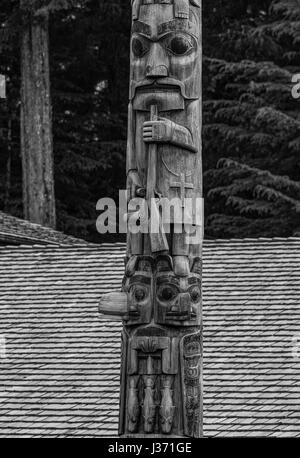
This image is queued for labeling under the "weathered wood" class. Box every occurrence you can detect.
[100,0,202,438]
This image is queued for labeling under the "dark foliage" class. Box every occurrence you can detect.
[0,0,299,240]
[203,0,300,238]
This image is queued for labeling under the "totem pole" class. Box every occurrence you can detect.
[99,0,202,438]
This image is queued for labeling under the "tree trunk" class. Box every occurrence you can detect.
[20,8,56,228]
[4,118,12,212]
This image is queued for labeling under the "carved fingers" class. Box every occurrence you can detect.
[143,118,174,144]
[127,169,145,200]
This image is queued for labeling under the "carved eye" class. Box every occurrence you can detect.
[158,286,177,302]
[190,286,201,303]
[167,35,193,56]
[134,287,146,301]
[132,37,149,58]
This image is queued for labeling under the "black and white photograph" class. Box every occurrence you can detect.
[0,0,299,443]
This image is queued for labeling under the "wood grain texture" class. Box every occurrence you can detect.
[101,0,203,438]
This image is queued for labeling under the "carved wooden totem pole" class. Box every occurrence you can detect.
[99,0,202,438]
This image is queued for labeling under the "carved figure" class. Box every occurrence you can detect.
[127,0,202,276]
[160,376,175,434]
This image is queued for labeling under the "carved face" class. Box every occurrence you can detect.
[155,256,201,326]
[123,256,153,325]
[143,409,156,433]
[130,1,201,109]
[161,415,173,433]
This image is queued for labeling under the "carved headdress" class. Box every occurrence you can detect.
[131,0,200,21]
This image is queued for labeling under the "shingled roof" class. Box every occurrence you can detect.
[0,211,87,245]
[0,239,300,437]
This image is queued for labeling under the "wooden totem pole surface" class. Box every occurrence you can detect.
[99,0,202,438]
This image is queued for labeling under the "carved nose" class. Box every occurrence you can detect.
[146,42,169,79]
[146,65,168,78]
[179,292,191,313]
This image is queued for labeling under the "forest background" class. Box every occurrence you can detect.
[0,0,299,242]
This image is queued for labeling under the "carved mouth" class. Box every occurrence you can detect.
[166,311,196,318]
[131,78,188,100]
[128,310,140,317]
[132,84,185,112]
[136,84,180,94]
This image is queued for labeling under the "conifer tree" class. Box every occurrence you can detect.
[203,0,300,238]
[0,0,83,229]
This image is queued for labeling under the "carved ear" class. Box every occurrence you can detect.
[174,0,189,19]
[136,256,154,273]
[126,255,154,276]
[156,255,173,272]
[190,0,200,7]
[190,257,202,275]
[131,0,141,21]
[125,255,139,277]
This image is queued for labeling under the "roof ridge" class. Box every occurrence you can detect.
[0,211,88,245]
[0,237,300,253]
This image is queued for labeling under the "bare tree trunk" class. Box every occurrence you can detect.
[20,7,56,228]
[4,118,12,212]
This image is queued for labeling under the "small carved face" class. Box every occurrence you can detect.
[156,274,201,321]
[130,3,201,103]
[155,257,201,326]
[143,411,156,433]
[123,257,153,325]
[161,414,174,434]
[128,274,151,315]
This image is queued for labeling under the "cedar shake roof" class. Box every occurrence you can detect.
[0,239,300,438]
[0,211,87,246]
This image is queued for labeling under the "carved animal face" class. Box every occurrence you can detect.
[155,256,201,326]
[123,256,153,325]
[130,0,201,107]
[128,274,151,314]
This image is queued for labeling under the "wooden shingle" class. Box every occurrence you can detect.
[0,239,299,437]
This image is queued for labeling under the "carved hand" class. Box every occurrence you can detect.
[143,117,175,144]
[127,169,145,200]
[143,118,197,153]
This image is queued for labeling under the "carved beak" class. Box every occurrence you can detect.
[98,292,127,320]
[169,292,191,320]
[179,292,191,317]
